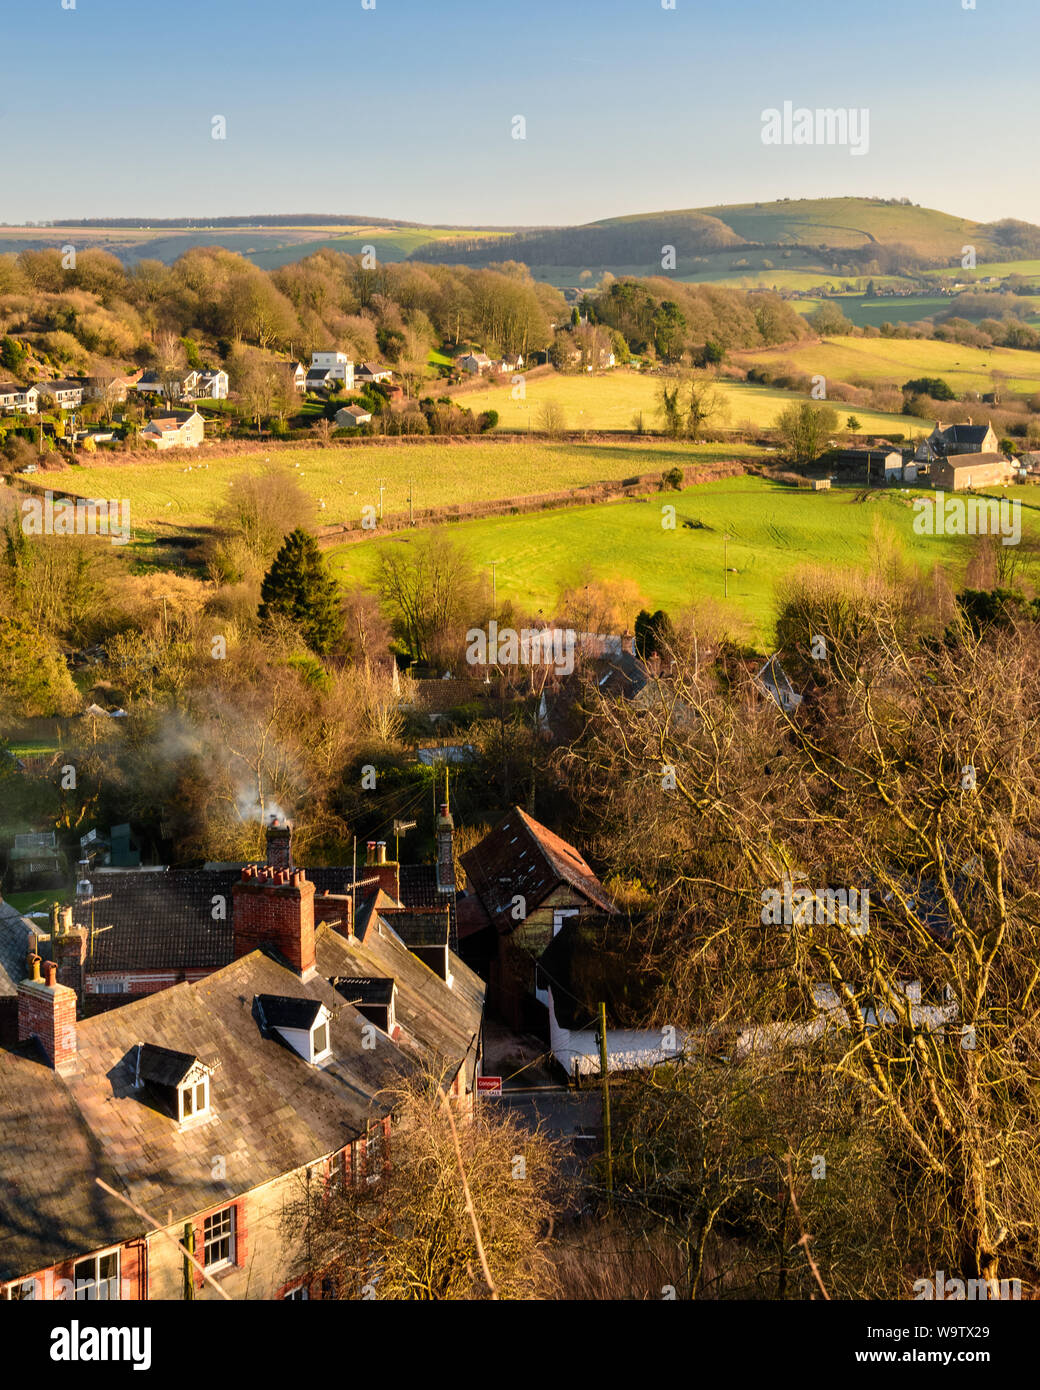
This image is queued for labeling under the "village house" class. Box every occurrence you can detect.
[930,452,1015,491]
[914,420,999,465]
[0,852,484,1302]
[310,351,354,390]
[28,817,462,1013]
[354,361,392,386]
[334,403,373,429]
[287,361,307,392]
[35,379,84,409]
[0,382,39,414]
[459,807,617,1029]
[456,351,493,375]
[188,368,229,400]
[140,410,205,450]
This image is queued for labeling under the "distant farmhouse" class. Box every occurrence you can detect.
[914,420,1000,464]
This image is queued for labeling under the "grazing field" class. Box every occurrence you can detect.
[794,295,962,328]
[735,335,1040,397]
[457,370,911,437]
[53,439,760,532]
[329,476,1040,645]
[926,260,1040,285]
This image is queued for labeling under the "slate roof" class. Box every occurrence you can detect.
[0,902,50,999]
[0,922,483,1283]
[71,872,234,972]
[378,908,451,948]
[333,977,394,1006]
[461,807,616,931]
[940,452,1010,470]
[135,1043,204,1087]
[255,995,324,1031]
[67,860,459,972]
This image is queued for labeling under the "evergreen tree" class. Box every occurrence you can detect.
[258,528,343,656]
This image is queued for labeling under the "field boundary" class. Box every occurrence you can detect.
[315,458,750,545]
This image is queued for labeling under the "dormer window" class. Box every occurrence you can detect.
[333,977,396,1036]
[255,996,332,1064]
[134,1044,215,1125]
[180,1075,210,1122]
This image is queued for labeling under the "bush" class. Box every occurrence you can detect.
[478,409,498,432]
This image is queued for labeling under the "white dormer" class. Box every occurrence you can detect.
[255,996,333,1064]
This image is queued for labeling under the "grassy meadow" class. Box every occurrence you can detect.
[456,369,911,437]
[735,335,1040,397]
[54,439,761,532]
[329,476,1040,646]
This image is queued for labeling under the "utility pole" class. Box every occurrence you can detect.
[183,1222,195,1300]
[378,481,385,521]
[408,478,414,526]
[723,534,730,599]
[490,562,497,616]
[598,1001,613,1213]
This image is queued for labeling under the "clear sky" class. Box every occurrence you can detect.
[5,0,1039,227]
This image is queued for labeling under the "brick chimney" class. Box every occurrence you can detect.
[53,906,87,999]
[265,816,293,871]
[436,802,455,895]
[233,865,315,977]
[18,958,78,1073]
[362,841,400,900]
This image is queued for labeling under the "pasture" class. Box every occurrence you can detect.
[328,475,1040,645]
[456,370,912,437]
[54,438,760,532]
[735,335,1040,397]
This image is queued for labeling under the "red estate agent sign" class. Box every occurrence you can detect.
[477,1076,503,1096]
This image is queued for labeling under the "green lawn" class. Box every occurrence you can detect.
[56,439,761,531]
[330,476,1040,645]
[456,370,911,437]
[736,335,1040,396]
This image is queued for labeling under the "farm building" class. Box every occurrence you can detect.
[334,404,373,428]
[456,352,493,374]
[831,447,904,483]
[931,453,1014,492]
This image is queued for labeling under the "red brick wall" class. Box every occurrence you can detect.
[17,978,77,1069]
[232,867,315,975]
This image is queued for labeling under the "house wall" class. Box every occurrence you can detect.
[933,459,1012,491]
[494,885,587,1029]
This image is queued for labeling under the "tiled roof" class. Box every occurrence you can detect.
[461,807,616,930]
[255,994,324,1031]
[70,861,459,968]
[0,922,483,1282]
[942,452,1009,469]
[378,908,451,948]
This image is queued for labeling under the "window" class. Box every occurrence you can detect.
[311,1021,330,1061]
[203,1207,236,1271]
[4,1278,36,1301]
[74,1250,120,1300]
[327,1149,343,1190]
[284,1284,309,1300]
[179,1076,209,1122]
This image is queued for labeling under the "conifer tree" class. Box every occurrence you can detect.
[258,528,343,656]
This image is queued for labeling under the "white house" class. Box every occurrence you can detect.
[193,369,228,400]
[310,351,354,390]
[287,361,307,392]
[0,383,40,414]
[36,379,84,409]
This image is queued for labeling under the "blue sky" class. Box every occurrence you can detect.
[6,0,1039,226]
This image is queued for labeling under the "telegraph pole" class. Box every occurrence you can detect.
[723,534,730,599]
[598,1001,613,1213]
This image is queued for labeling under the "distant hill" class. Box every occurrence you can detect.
[409,198,1040,276]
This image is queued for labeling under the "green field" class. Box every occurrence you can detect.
[329,476,1040,644]
[736,335,1040,397]
[55,439,758,531]
[457,370,912,437]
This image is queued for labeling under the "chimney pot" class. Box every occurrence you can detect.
[44,961,57,988]
[376,841,386,865]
